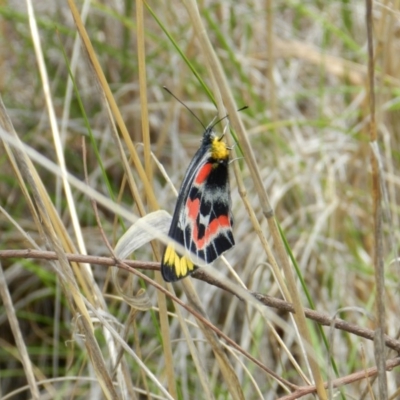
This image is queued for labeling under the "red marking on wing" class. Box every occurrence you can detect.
[195,163,212,185]
[193,215,231,250]
[187,198,200,222]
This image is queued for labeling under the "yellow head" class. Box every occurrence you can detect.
[210,136,229,161]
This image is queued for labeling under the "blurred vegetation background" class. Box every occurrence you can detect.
[0,0,399,399]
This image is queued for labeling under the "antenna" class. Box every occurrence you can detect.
[210,105,249,130]
[163,86,206,130]
[164,87,249,131]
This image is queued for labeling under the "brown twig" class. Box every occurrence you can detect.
[193,269,400,353]
[277,357,400,400]
[2,249,400,355]
[0,249,159,270]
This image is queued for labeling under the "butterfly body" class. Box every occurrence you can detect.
[161,127,234,282]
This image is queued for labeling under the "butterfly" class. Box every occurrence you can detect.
[161,120,235,282]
